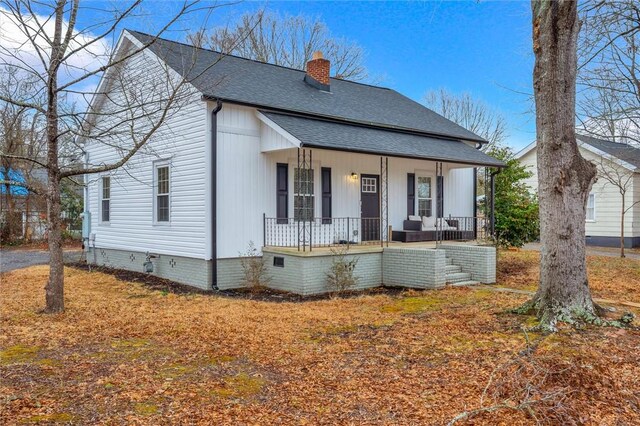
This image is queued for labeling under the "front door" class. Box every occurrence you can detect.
[360,174,380,241]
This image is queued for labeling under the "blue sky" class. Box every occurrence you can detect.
[79,0,537,149]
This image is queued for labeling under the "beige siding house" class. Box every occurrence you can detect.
[517,135,640,248]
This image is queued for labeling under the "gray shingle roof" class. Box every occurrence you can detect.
[127,30,488,143]
[261,112,505,167]
[577,134,640,169]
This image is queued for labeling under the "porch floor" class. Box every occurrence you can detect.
[263,240,490,257]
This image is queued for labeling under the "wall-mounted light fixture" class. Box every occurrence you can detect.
[350,172,358,181]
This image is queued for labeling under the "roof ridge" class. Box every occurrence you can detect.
[124,28,392,91]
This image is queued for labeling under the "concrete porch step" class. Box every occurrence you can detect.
[445,265,461,274]
[446,272,472,284]
[450,280,480,287]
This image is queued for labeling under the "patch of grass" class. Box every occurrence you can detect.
[210,372,265,399]
[134,403,159,416]
[380,296,445,314]
[0,345,40,365]
[22,413,74,423]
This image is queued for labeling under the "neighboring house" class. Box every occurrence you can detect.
[0,168,48,241]
[83,30,504,294]
[517,135,640,248]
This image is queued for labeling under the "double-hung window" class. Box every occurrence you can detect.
[155,164,170,223]
[417,176,433,217]
[294,168,314,221]
[101,176,110,222]
[586,193,595,221]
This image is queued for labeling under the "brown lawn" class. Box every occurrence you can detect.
[1,252,639,425]
[498,250,640,303]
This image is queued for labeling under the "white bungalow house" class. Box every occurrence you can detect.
[83,30,503,294]
[517,135,640,248]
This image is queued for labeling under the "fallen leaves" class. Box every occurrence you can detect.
[0,254,639,424]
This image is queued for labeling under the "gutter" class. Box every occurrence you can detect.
[210,99,223,290]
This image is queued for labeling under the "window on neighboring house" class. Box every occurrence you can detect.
[155,164,170,222]
[101,176,110,222]
[586,193,595,221]
[417,176,432,217]
[294,167,314,221]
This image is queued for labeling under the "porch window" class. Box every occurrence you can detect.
[101,176,110,222]
[155,164,170,222]
[294,168,314,221]
[586,193,595,221]
[417,176,432,217]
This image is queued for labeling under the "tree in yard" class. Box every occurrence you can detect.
[193,9,370,82]
[592,150,639,258]
[519,0,599,331]
[484,145,539,248]
[423,89,508,147]
[0,0,227,313]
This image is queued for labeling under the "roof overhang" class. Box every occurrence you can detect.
[258,110,505,168]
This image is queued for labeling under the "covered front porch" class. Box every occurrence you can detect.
[257,110,503,253]
[261,147,497,252]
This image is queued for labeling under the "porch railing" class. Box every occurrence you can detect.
[264,216,383,250]
[435,216,488,244]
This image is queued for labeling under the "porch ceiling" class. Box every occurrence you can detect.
[259,111,505,167]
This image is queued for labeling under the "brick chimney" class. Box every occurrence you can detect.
[304,51,330,91]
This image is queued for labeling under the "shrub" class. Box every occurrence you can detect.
[326,246,359,294]
[239,241,271,291]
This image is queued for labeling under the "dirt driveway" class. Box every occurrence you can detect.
[0,248,83,273]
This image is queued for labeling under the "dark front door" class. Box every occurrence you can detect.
[360,174,380,241]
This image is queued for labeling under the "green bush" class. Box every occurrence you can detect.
[484,146,540,248]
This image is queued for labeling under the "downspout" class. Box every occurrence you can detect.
[210,99,223,290]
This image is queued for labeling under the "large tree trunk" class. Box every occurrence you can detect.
[525,0,598,331]
[44,2,65,314]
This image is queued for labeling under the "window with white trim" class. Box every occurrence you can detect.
[361,177,377,193]
[294,167,314,221]
[417,176,433,217]
[586,193,595,221]
[155,164,170,222]
[101,176,110,222]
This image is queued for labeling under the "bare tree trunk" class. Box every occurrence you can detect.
[620,192,625,258]
[521,0,598,331]
[44,1,65,314]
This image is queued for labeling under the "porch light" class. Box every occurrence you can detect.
[350,172,358,180]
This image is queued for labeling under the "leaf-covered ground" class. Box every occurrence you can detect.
[498,250,640,303]
[1,252,639,425]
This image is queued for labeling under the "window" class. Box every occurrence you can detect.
[294,167,314,221]
[586,193,595,221]
[417,176,432,217]
[101,176,110,222]
[361,177,377,193]
[155,164,170,222]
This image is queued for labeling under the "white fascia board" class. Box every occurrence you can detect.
[515,140,538,159]
[255,111,302,148]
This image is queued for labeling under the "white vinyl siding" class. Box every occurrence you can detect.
[85,37,208,258]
